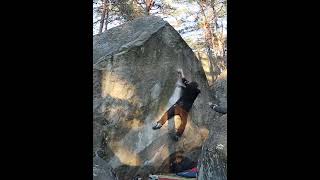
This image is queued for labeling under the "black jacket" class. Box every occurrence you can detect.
[176,78,200,112]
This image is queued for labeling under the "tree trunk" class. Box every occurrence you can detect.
[98,0,108,34]
[199,1,217,83]
[145,0,153,15]
[104,0,109,31]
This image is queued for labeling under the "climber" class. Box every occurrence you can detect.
[152,68,201,141]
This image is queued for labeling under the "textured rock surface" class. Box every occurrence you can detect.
[198,71,227,180]
[93,155,118,180]
[212,69,227,109]
[197,114,227,180]
[93,16,217,179]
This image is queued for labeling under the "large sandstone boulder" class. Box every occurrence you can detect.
[93,16,216,179]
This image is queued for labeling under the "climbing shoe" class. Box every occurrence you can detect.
[152,122,162,130]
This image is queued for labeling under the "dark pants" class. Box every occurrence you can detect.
[157,104,188,136]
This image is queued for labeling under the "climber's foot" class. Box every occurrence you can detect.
[152,122,162,130]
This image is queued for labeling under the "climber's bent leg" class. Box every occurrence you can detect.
[175,106,188,137]
[158,105,176,125]
[153,105,176,130]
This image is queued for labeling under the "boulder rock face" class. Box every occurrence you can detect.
[93,16,216,179]
[198,71,227,180]
[212,68,227,109]
[197,114,227,180]
[93,155,118,180]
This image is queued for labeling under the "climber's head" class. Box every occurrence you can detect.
[188,81,198,89]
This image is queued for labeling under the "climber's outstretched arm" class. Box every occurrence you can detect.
[177,68,185,78]
[176,69,188,88]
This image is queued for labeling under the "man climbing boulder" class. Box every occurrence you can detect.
[152,69,201,141]
[93,16,215,179]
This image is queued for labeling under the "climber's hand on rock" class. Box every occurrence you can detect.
[176,68,184,78]
[176,68,183,73]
